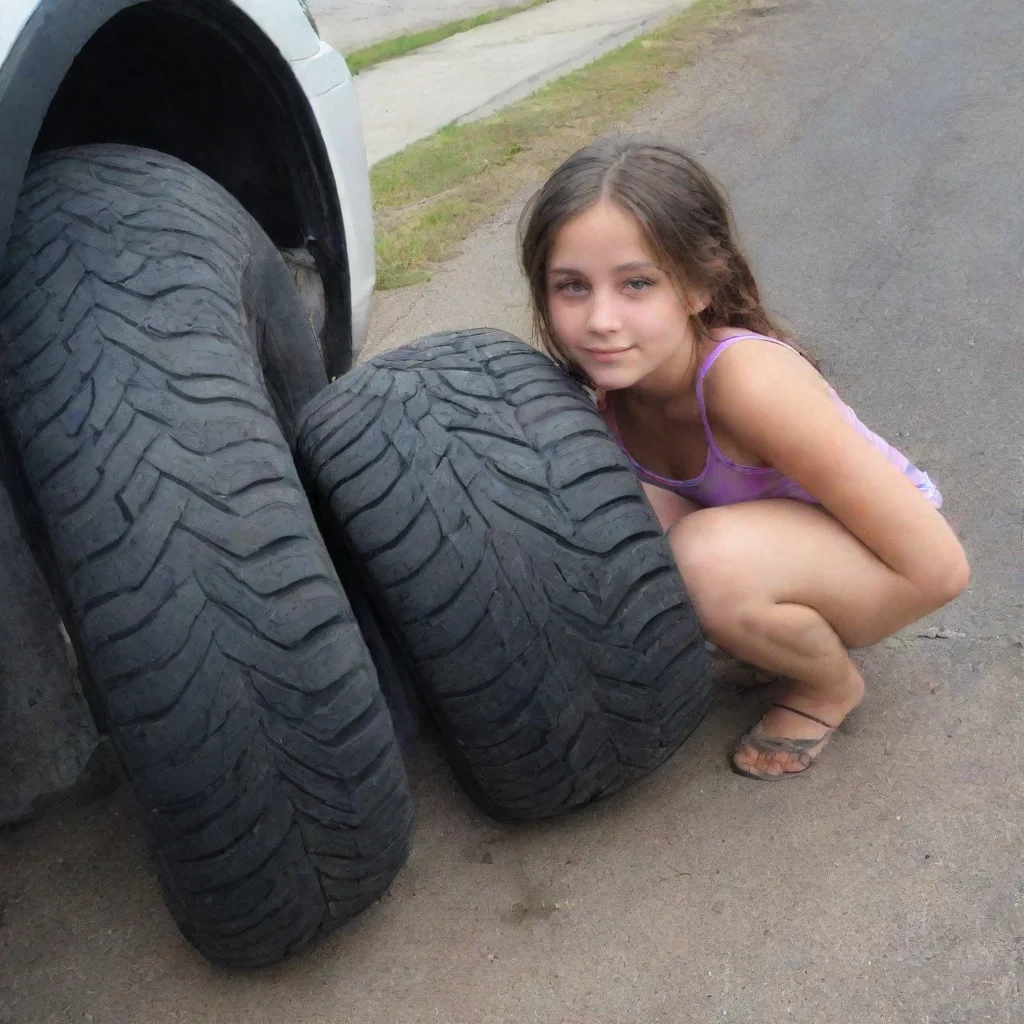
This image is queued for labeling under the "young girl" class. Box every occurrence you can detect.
[519,135,970,781]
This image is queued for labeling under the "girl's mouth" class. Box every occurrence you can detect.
[583,346,632,362]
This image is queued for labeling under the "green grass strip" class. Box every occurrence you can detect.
[346,0,552,75]
[371,0,749,289]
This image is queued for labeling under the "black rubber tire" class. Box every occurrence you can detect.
[298,329,712,821]
[0,146,414,967]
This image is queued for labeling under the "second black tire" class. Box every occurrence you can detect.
[298,329,712,820]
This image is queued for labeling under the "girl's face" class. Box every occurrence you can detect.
[545,200,698,392]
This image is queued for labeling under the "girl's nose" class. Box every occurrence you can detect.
[586,290,622,334]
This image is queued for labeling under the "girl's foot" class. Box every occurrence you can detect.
[731,668,864,780]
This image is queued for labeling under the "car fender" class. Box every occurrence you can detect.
[0,0,322,259]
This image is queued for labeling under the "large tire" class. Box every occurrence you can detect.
[0,146,413,966]
[298,329,712,820]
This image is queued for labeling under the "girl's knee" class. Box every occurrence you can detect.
[667,510,752,638]
[668,507,745,577]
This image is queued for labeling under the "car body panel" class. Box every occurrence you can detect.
[0,0,374,354]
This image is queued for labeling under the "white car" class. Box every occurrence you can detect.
[0,0,376,366]
[0,0,411,970]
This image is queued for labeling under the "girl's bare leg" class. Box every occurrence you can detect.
[642,484,777,683]
[641,481,702,530]
[668,499,964,777]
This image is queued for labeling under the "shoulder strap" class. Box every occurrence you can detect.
[695,335,765,425]
[696,333,792,384]
[695,333,799,448]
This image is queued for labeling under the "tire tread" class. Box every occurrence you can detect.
[299,328,711,820]
[0,145,413,966]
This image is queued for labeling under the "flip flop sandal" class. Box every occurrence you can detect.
[730,703,837,782]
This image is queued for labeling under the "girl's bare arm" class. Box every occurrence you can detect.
[709,344,969,604]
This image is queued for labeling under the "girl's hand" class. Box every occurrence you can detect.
[707,341,969,606]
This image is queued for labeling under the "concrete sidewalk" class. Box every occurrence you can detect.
[353,0,694,165]
[311,0,531,52]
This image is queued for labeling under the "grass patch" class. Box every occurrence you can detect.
[346,0,552,75]
[372,0,752,290]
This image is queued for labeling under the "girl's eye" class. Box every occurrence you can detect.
[556,280,588,295]
[626,278,654,293]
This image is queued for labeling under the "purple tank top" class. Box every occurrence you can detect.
[602,333,942,509]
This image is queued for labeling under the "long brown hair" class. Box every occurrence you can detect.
[519,135,814,371]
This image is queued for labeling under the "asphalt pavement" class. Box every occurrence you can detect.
[2,0,1022,1020]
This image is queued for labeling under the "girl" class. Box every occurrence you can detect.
[519,136,970,781]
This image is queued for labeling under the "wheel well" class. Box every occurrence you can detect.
[31,0,353,372]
